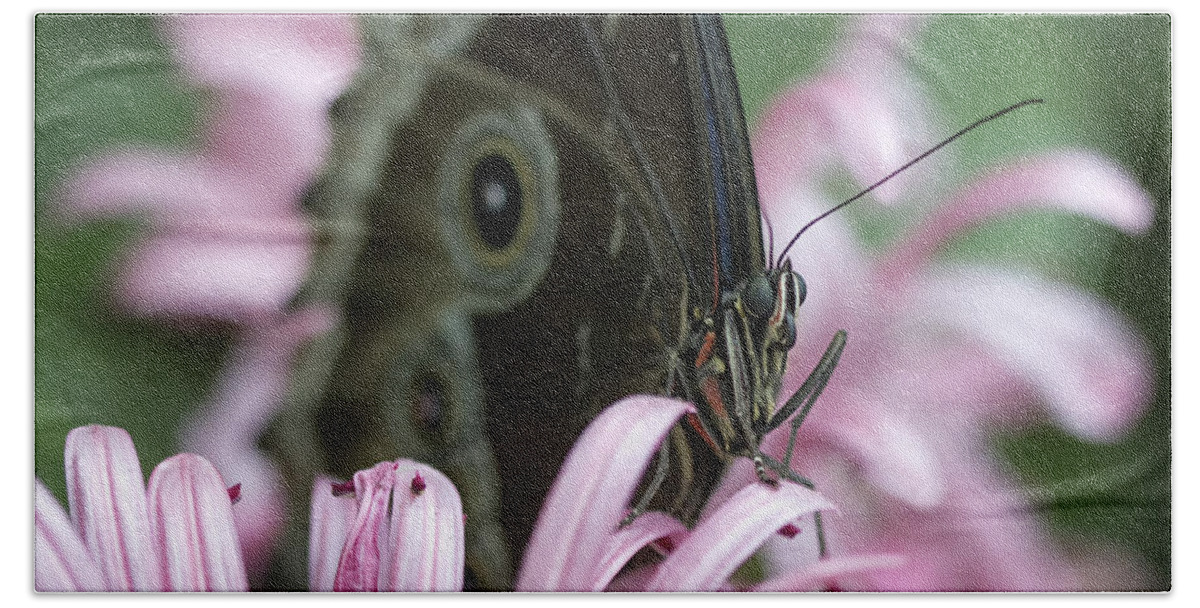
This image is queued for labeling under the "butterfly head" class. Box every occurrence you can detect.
[713,259,808,443]
[741,259,806,352]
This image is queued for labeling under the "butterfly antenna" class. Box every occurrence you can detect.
[774,98,1044,267]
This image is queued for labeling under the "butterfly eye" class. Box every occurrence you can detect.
[743,274,774,318]
[792,273,807,311]
[437,108,560,309]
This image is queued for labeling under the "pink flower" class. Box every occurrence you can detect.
[180,306,336,578]
[36,425,466,593]
[308,460,466,591]
[746,15,1155,591]
[58,15,359,325]
[54,13,360,578]
[515,396,904,591]
[35,425,247,592]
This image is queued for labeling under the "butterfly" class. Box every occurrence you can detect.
[268,13,1039,590]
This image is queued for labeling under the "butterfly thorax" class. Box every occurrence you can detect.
[675,260,807,460]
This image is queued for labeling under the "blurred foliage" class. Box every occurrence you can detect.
[34,15,231,502]
[36,14,1169,588]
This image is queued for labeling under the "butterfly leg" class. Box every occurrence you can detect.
[622,350,693,528]
[757,330,847,559]
[759,452,828,558]
[767,330,846,467]
[620,434,671,528]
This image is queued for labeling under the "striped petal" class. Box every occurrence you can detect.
[591,511,686,592]
[645,481,833,591]
[379,462,465,591]
[308,476,357,592]
[332,462,396,592]
[516,395,694,591]
[146,454,248,591]
[35,480,104,591]
[64,425,162,591]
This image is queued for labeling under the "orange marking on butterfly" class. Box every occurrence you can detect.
[700,376,728,422]
[686,412,720,453]
[694,331,716,368]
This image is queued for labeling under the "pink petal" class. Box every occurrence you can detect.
[64,425,163,591]
[753,15,932,207]
[800,401,947,508]
[183,306,336,575]
[753,75,916,205]
[752,553,907,592]
[865,493,1082,590]
[645,481,834,591]
[332,462,396,592]
[912,265,1152,440]
[591,511,687,592]
[165,15,359,105]
[163,15,358,201]
[515,395,694,591]
[308,476,358,592]
[35,480,105,592]
[760,197,872,348]
[146,454,248,591]
[56,14,358,326]
[117,233,310,324]
[58,150,215,220]
[881,150,1154,282]
[198,91,332,208]
[59,150,315,325]
[379,462,465,591]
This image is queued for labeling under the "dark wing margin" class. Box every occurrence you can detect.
[688,14,766,297]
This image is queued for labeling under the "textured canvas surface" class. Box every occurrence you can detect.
[33,13,1169,592]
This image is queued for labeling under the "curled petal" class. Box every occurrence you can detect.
[64,425,162,591]
[592,511,687,592]
[35,480,104,592]
[380,462,465,592]
[333,462,397,592]
[882,150,1155,281]
[146,454,248,591]
[912,265,1152,440]
[645,481,834,591]
[308,476,358,592]
[516,395,694,591]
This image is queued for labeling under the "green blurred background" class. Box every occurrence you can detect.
[35,14,1170,588]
